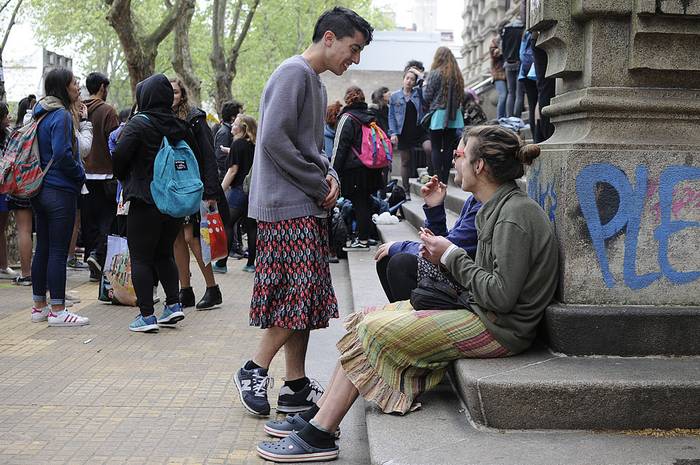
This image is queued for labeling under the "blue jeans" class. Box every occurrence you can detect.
[31,186,77,306]
[494,80,507,119]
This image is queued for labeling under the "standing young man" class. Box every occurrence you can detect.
[234,7,373,419]
[82,72,120,281]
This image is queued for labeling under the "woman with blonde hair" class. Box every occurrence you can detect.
[423,46,465,184]
[169,77,228,310]
[219,114,258,273]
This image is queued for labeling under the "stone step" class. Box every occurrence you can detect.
[399,198,458,234]
[452,348,700,430]
[408,178,470,219]
[364,377,700,465]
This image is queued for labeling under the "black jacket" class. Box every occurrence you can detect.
[332,102,376,174]
[186,107,224,201]
[214,122,232,182]
[113,74,216,205]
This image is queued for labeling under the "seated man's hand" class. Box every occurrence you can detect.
[420,232,451,265]
[420,175,447,208]
[374,242,394,261]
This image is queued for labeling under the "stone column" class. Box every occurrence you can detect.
[528,0,700,355]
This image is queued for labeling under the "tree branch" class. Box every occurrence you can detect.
[1,0,24,54]
[226,0,260,75]
[145,0,189,50]
[227,0,242,45]
[0,0,13,16]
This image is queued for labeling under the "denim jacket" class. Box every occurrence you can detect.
[388,88,425,137]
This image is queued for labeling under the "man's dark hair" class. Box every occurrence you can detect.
[404,60,424,73]
[221,100,243,123]
[312,7,373,45]
[44,67,74,109]
[86,72,110,95]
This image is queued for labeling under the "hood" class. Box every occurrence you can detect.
[135,74,188,139]
[33,96,65,119]
[186,106,206,122]
[83,98,105,113]
[324,125,336,137]
[476,181,521,242]
[340,102,374,124]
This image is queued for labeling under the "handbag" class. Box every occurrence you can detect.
[410,277,471,310]
[419,110,435,132]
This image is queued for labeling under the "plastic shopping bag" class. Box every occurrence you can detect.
[104,235,137,306]
[200,201,228,265]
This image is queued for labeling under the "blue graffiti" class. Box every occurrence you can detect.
[576,163,700,289]
[528,162,557,223]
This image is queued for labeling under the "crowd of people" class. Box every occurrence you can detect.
[0,5,560,463]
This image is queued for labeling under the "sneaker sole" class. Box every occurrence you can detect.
[157,312,185,325]
[129,324,159,333]
[275,404,316,414]
[264,424,341,439]
[48,321,89,327]
[233,371,270,416]
[256,447,338,463]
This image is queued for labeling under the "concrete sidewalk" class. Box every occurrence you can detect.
[0,259,368,465]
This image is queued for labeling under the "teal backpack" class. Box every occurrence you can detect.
[136,113,203,218]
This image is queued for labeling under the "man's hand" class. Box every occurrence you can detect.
[374,241,395,261]
[390,135,398,147]
[420,175,447,208]
[79,103,88,120]
[420,232,452,265]
[321,175,339,210]
[204,199,217,211]
[220,145,230,154]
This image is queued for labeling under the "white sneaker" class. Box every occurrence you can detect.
[31,306,50,323]
[47,310,89,327]
[0,267,18,280]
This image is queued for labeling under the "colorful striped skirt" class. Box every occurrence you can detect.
[250,216,339,330]
[337,300,510,414]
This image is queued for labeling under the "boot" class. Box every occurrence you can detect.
[196,285,222,310]
[179,287,195,308]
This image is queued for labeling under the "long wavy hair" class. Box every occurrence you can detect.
[169,76,191,120]
[430,47,464,105]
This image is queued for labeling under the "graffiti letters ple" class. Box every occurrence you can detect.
[576,163,700,289]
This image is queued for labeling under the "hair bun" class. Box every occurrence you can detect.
[517,143,541,165]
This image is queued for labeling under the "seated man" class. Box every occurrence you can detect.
[256,125,560,463]
[374,169,481,302]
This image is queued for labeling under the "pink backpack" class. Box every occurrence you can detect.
[0,115,51,198]
[346,113,393,169]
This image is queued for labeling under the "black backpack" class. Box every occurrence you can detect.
[387,184,406,209]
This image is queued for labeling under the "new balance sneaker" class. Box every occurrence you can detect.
[157,302,185,325]
[86,253,102,275]
[47,310,89,327]
[65,290,81,303]
[241,264,255,273]
[0,267,18,280]
[129,314,159,333]
[277,378,324,414]
[234,366,273,416]
[66,257,88,269]
[212,264,227,274]
[31,306,50,323]
[13,275,31,286]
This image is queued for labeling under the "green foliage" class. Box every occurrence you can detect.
[28,0,393,116]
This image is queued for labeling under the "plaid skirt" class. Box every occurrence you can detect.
[337,300,510,414]
[249,216,339,330]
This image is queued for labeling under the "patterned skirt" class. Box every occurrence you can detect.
[337,300,511,414]
[250,216,339,330]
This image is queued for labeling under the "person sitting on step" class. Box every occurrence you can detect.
[256,124,559,463]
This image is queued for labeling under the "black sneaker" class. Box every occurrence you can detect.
[276,378,324,414]
[86,253,102,276]
[234,366,273,416]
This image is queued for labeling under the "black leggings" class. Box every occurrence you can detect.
[347,191,372,242]
[429,129,458,184]
[127,201,181,317]
[220,206,257,267]
[376,253,418,302]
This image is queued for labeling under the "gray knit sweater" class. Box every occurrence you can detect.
[248,55,338,222]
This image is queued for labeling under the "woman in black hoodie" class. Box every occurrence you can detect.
[332,86,385,251]
[113,74,203,333]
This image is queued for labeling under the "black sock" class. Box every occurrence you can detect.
[299,403,320,422]
[284,377,310,392]
[244,360,262,371]
[296,422,335,449]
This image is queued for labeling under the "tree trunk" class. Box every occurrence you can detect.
[172,0,201,106]
[0,0,24,103]
[210,0,260,119]
[105,0,188,100]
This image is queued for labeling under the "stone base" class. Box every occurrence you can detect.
[546,303,700,356]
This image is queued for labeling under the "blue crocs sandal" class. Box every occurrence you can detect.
[257,432,339,463]
[264,414,341,439]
